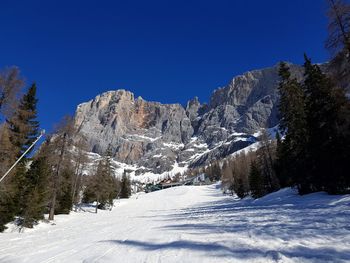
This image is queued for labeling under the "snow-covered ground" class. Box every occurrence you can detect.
[1,184,349,263]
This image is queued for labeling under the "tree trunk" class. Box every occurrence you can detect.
[48,191,56,220]
[95,198,98,214]
[71,162,81,209]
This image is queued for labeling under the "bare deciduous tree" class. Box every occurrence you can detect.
[326,0,350,56]
[0,67,24,122]
[46,116,76,220]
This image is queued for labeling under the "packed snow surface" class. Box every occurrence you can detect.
[1,184,349,263]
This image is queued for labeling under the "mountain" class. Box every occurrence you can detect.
[73,63,304,182]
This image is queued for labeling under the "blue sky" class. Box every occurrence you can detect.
[0,0,330,131]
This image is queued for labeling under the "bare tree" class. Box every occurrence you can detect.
[257,129,280,192]
[46,116,76,220]
[0,124,17,177]
[71,137,89,210]
[326,0,350,56]
[0,67,24,123]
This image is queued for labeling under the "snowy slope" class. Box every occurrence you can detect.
[1,185,349,263]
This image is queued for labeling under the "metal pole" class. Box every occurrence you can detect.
[0,129,45,184]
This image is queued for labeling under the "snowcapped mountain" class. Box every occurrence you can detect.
[73,63,304,182]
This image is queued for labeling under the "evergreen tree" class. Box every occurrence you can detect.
[55,168,73,214]
[249,161,265,199]
[0,183,16,232]
[19,157,50,228]
[83,153,118,212]
[120,170,131,199]
[276,62,308,191]
[234,178,247,199]
[104,151,119,207]
[303,56,350,193]
[274,131,290,187]
[0,137,18,232]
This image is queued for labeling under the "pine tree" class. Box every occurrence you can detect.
[4,83,40,215]
[234,178,247,199]
[274,131,289,187]
[303,56,350,194]
[249,161,265,199]
[276,62,308,192]
[0,126,18,232]
[120,170,131,199]
[0,69,24,231]
[103,150,119,207]
[83,153,118,212]
[19,157,50,228]
[0,183,16,232]
[55,168,73,214]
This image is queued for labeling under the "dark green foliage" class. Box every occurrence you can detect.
[302,56,350,194]
[249,161,265,199]
[83,154,119,211]
[120,171,131,199]
[0,181,17,232]
[19,158,50,228]
[234,178,247,199]
[0,158,50,230]
[274,131,290,188]
[276,62,308,190]
[276,57,350,195]
[0,82,41,231]
[55,168,73,214]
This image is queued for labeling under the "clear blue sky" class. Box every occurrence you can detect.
[0,0,330,131]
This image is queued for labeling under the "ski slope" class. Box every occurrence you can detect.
[0,184,349,263]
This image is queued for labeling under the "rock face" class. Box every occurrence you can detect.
[73,63,304,177]
[74,90,193,174]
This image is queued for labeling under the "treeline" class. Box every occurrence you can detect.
[221,131,280,199]
[0,69,131,232]
[222,0,350,198]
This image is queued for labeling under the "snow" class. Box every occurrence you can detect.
[1,184,349,263]
[184,148,195,152]
[192,142,208,149]
[126,134,161,142]
[253,125,279,138]
[163,142,185,150]
[231,141,260,157]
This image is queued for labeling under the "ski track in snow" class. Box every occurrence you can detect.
[0,184,350,263]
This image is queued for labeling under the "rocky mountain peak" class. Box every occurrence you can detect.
[73,63,304,181]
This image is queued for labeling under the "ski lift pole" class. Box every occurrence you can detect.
[0,129,45,184]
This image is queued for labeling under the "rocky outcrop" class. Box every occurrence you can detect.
[73,63,304,177]
[74,90,193,173]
